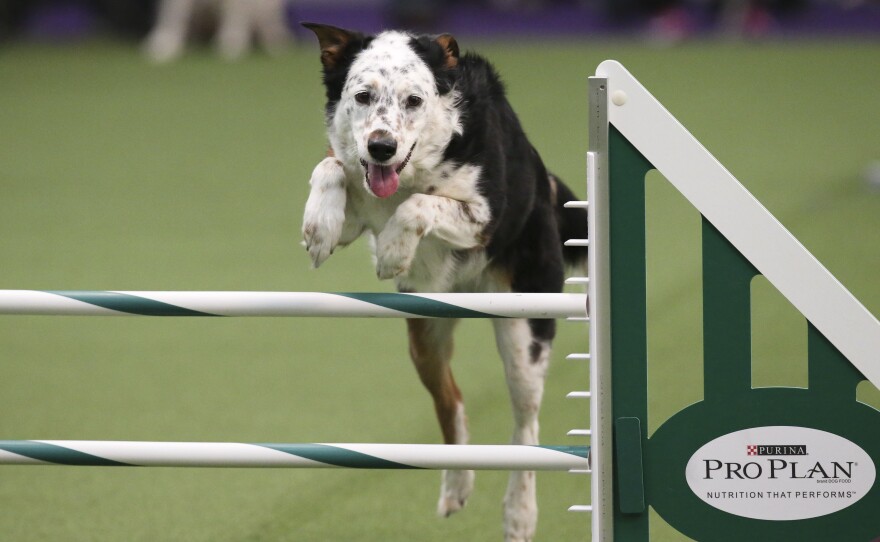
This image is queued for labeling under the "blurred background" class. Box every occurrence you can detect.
[1,1,879,541]
[2,0,880,45]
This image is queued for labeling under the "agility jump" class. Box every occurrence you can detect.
[1,61,879,541]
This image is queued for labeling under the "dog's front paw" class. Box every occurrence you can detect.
[374,195,432,279]
[302,204,345,268]
[302,220,341,268]
[375,227,421,279]
[302,158,347,268]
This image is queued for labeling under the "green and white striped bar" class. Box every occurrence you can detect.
[0,291,587,319]
[0,441,589,470]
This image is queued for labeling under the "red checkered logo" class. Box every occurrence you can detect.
[746,445,757,456]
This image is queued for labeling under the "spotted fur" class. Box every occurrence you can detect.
[301,24,587,542]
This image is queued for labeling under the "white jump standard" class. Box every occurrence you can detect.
[587,61,880,541]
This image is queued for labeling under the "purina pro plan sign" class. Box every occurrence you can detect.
[686,426,876,520]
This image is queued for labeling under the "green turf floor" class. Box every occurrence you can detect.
[0,37,879,541]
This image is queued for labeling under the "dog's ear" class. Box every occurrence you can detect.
[302,22,362,69]
[434,34,459,69]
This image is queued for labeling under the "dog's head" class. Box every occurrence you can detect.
[304,23,462,199]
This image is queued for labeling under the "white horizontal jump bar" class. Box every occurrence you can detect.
[0,291,587,319]
[0,441,589,471]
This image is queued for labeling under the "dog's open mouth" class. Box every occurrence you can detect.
[360,142,416,198]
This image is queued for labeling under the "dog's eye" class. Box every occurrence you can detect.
[406,95,423,109]
[355,91,371,105]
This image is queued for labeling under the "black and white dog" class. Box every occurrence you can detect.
[301,23,586,541]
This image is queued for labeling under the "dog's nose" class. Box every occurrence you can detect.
[367,132,397,162]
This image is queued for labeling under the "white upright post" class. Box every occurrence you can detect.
[588,76,613,542]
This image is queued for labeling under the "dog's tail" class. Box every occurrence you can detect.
[551,173,589,270]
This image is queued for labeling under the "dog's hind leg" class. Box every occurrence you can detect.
[406,318,474,518]
[493,318,552,542]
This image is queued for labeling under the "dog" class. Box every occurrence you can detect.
[301,23,587,541]
[143,0,290,63]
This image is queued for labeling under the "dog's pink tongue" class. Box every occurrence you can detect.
[368,163,399,198]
